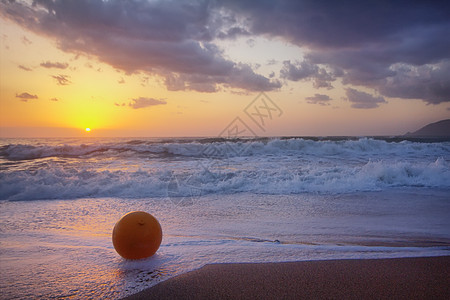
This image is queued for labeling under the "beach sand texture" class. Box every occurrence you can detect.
[126,256,450,300]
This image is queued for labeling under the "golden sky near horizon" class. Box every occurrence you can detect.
[0,1,449,137]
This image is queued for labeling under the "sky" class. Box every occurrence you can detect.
[0,0,449,137]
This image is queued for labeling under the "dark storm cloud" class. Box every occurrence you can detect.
[219,0,450,49]
[216,27,251,40]
[128,97,167,109]
[163,63,281,92]
[345,88,386,109]
[378,62,450,104]
[16,92,38,101]
[2,0,449,102]
[280,60,336,89]
[40,61,69,69]
[0,0,278,92]
[280,60,318,81]
[219,0,450,104]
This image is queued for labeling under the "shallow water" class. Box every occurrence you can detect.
[1,189,449,299]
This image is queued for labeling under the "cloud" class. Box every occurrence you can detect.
[221,1,450,50]
[226,63,281,91]
[378,62,450,104]
[280,60,336,89]
[305,94,332,106]
[3,0,449,101]
[280,60,318,81]
[40,61,69,69]
[21,36,32,45]
[0,0,278,93]
[312,68,336,89]
[128,97,167,109]
[16,92,38,102]
[218,0,450,103]
[140,76,149,87]
[216,27,251,39]
[345,88,386,109]
[246,38,256,47]
[50,97,59,101]
[18,65,32,71]
[163,63,281,92]
[118,77,125,84]
[51,74,71,85]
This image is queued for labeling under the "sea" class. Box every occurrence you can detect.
[0,136,449,299]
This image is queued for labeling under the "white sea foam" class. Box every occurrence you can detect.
[1,157,449,200]
[1,138,449,200]
[1,137,448,160]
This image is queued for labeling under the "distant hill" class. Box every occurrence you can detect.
[405,119,450,137]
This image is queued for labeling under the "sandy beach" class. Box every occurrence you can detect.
[126,256,450,300]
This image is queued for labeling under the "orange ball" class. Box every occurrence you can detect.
[112,211,162,260]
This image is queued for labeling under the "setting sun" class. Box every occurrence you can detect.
[85,128,91,132]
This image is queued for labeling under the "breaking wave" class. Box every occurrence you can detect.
[1,137,449,160]
[0,137,449,200]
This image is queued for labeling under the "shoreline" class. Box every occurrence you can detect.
[125,256,450,299]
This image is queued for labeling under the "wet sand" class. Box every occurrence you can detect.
[125,256,450,300]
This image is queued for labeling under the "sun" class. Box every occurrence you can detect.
[85,128,91,132]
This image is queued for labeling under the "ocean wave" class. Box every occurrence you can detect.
[1,157,448,201]
[1,137,449,160]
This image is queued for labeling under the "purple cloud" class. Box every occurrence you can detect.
[2,0,449,102]
[128,97,167,109]
[40,61,69,69]
[345,88,386,109]
[0,0,278,93]
[51,75,71,85]
[16,92,38,102]
[378,62,450,104]
[305,94,332,106]
[280,60,318,81]
[280,60,336,89]
[219,0,450,103]
[18,65,32,71]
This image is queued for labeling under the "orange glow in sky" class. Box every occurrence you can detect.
[0,1,449,138]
